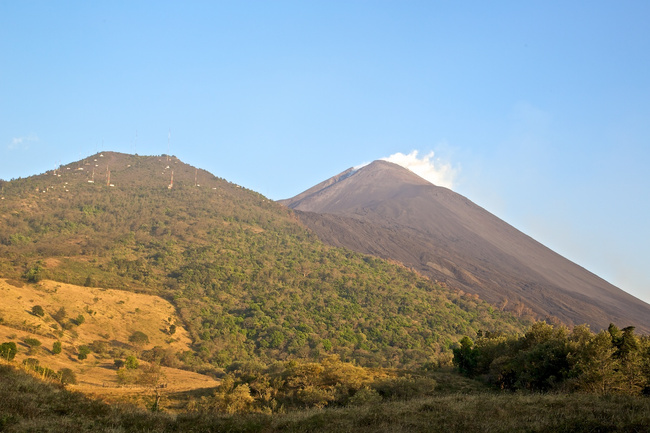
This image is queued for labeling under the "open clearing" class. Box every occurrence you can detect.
[0,278,219,399]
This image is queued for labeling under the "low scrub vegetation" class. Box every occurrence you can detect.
[188,356,438,414]
[1,363,649,433]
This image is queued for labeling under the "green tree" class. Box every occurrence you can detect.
[23,263,43,283]
[125,355,139,369]
[60,368,77,385]
[129,331,150,348]
[569,330,619,393]
[24,338,42,348]
[0,342,17,361]
[211,383,255,414]
[137,362,167,412]
[78,345,91,360]
[31,305,45,317]
[52,341,62,355]
[453,336,479,377]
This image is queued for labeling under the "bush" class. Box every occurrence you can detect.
[23,263,43,283]
[78,345,91,360]
[23,338,42,348]
[373,376,437,400]
[22,357,40,368]
[89,340,109,355]
[125,355,139,369]
[31,305,45,317]
[52,341,62,355]
[52,307,67,323]
[128,331,149,347]
[0,342,17,361]
[60,368,77,385]
[349,387,382,406]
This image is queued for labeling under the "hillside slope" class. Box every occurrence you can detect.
[0,278,218,394]
[0,152,529,370]
[280,160,650,333]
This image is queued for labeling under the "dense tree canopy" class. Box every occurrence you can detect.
[453,322,650,395]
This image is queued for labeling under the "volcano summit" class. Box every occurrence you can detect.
[281,160,650,333]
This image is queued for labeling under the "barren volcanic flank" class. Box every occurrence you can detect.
[280,160,650,333]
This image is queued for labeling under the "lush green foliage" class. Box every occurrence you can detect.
[453,322,650,395]
[0,152,529,370]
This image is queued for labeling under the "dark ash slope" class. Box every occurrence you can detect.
[280,160,650,333]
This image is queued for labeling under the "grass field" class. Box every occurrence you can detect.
[0,279,219,400]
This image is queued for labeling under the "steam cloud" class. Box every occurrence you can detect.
[8,134,39,150]
[382,150,457,189]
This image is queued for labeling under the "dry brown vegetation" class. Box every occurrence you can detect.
[0,278,218,398]
[2,362,650,433]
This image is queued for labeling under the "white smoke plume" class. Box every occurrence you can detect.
[381,150,458,189]
[8,134,39,150]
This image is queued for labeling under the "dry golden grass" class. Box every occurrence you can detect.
[0,278,219,398]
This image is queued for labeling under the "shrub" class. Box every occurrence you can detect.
[52,307,67,323]
[373,376,437,400]
[349,387,382,406]
[23,263,43,283]
[22,357,40,368]
[125,355,139,369]
[74,314,85,325]
[0,342,17,361]
[78,345,91,360]
[23,337,42,348]
[89,340,109,355]
[52,341,62,355]
[60,368,77,385]
[129,331,149,347]
[31,305,45,317]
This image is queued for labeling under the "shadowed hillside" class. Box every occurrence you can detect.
[280,160,650,333]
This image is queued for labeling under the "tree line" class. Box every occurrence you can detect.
[453,321,650,395]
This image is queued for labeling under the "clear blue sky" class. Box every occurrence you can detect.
[2,1,649,305]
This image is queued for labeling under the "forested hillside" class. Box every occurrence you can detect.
[0,152,529,370]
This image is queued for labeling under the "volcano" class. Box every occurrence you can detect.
[280,160,650,333]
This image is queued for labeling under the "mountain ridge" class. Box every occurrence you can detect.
[280,160,650,333]
[0,151,529,371]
